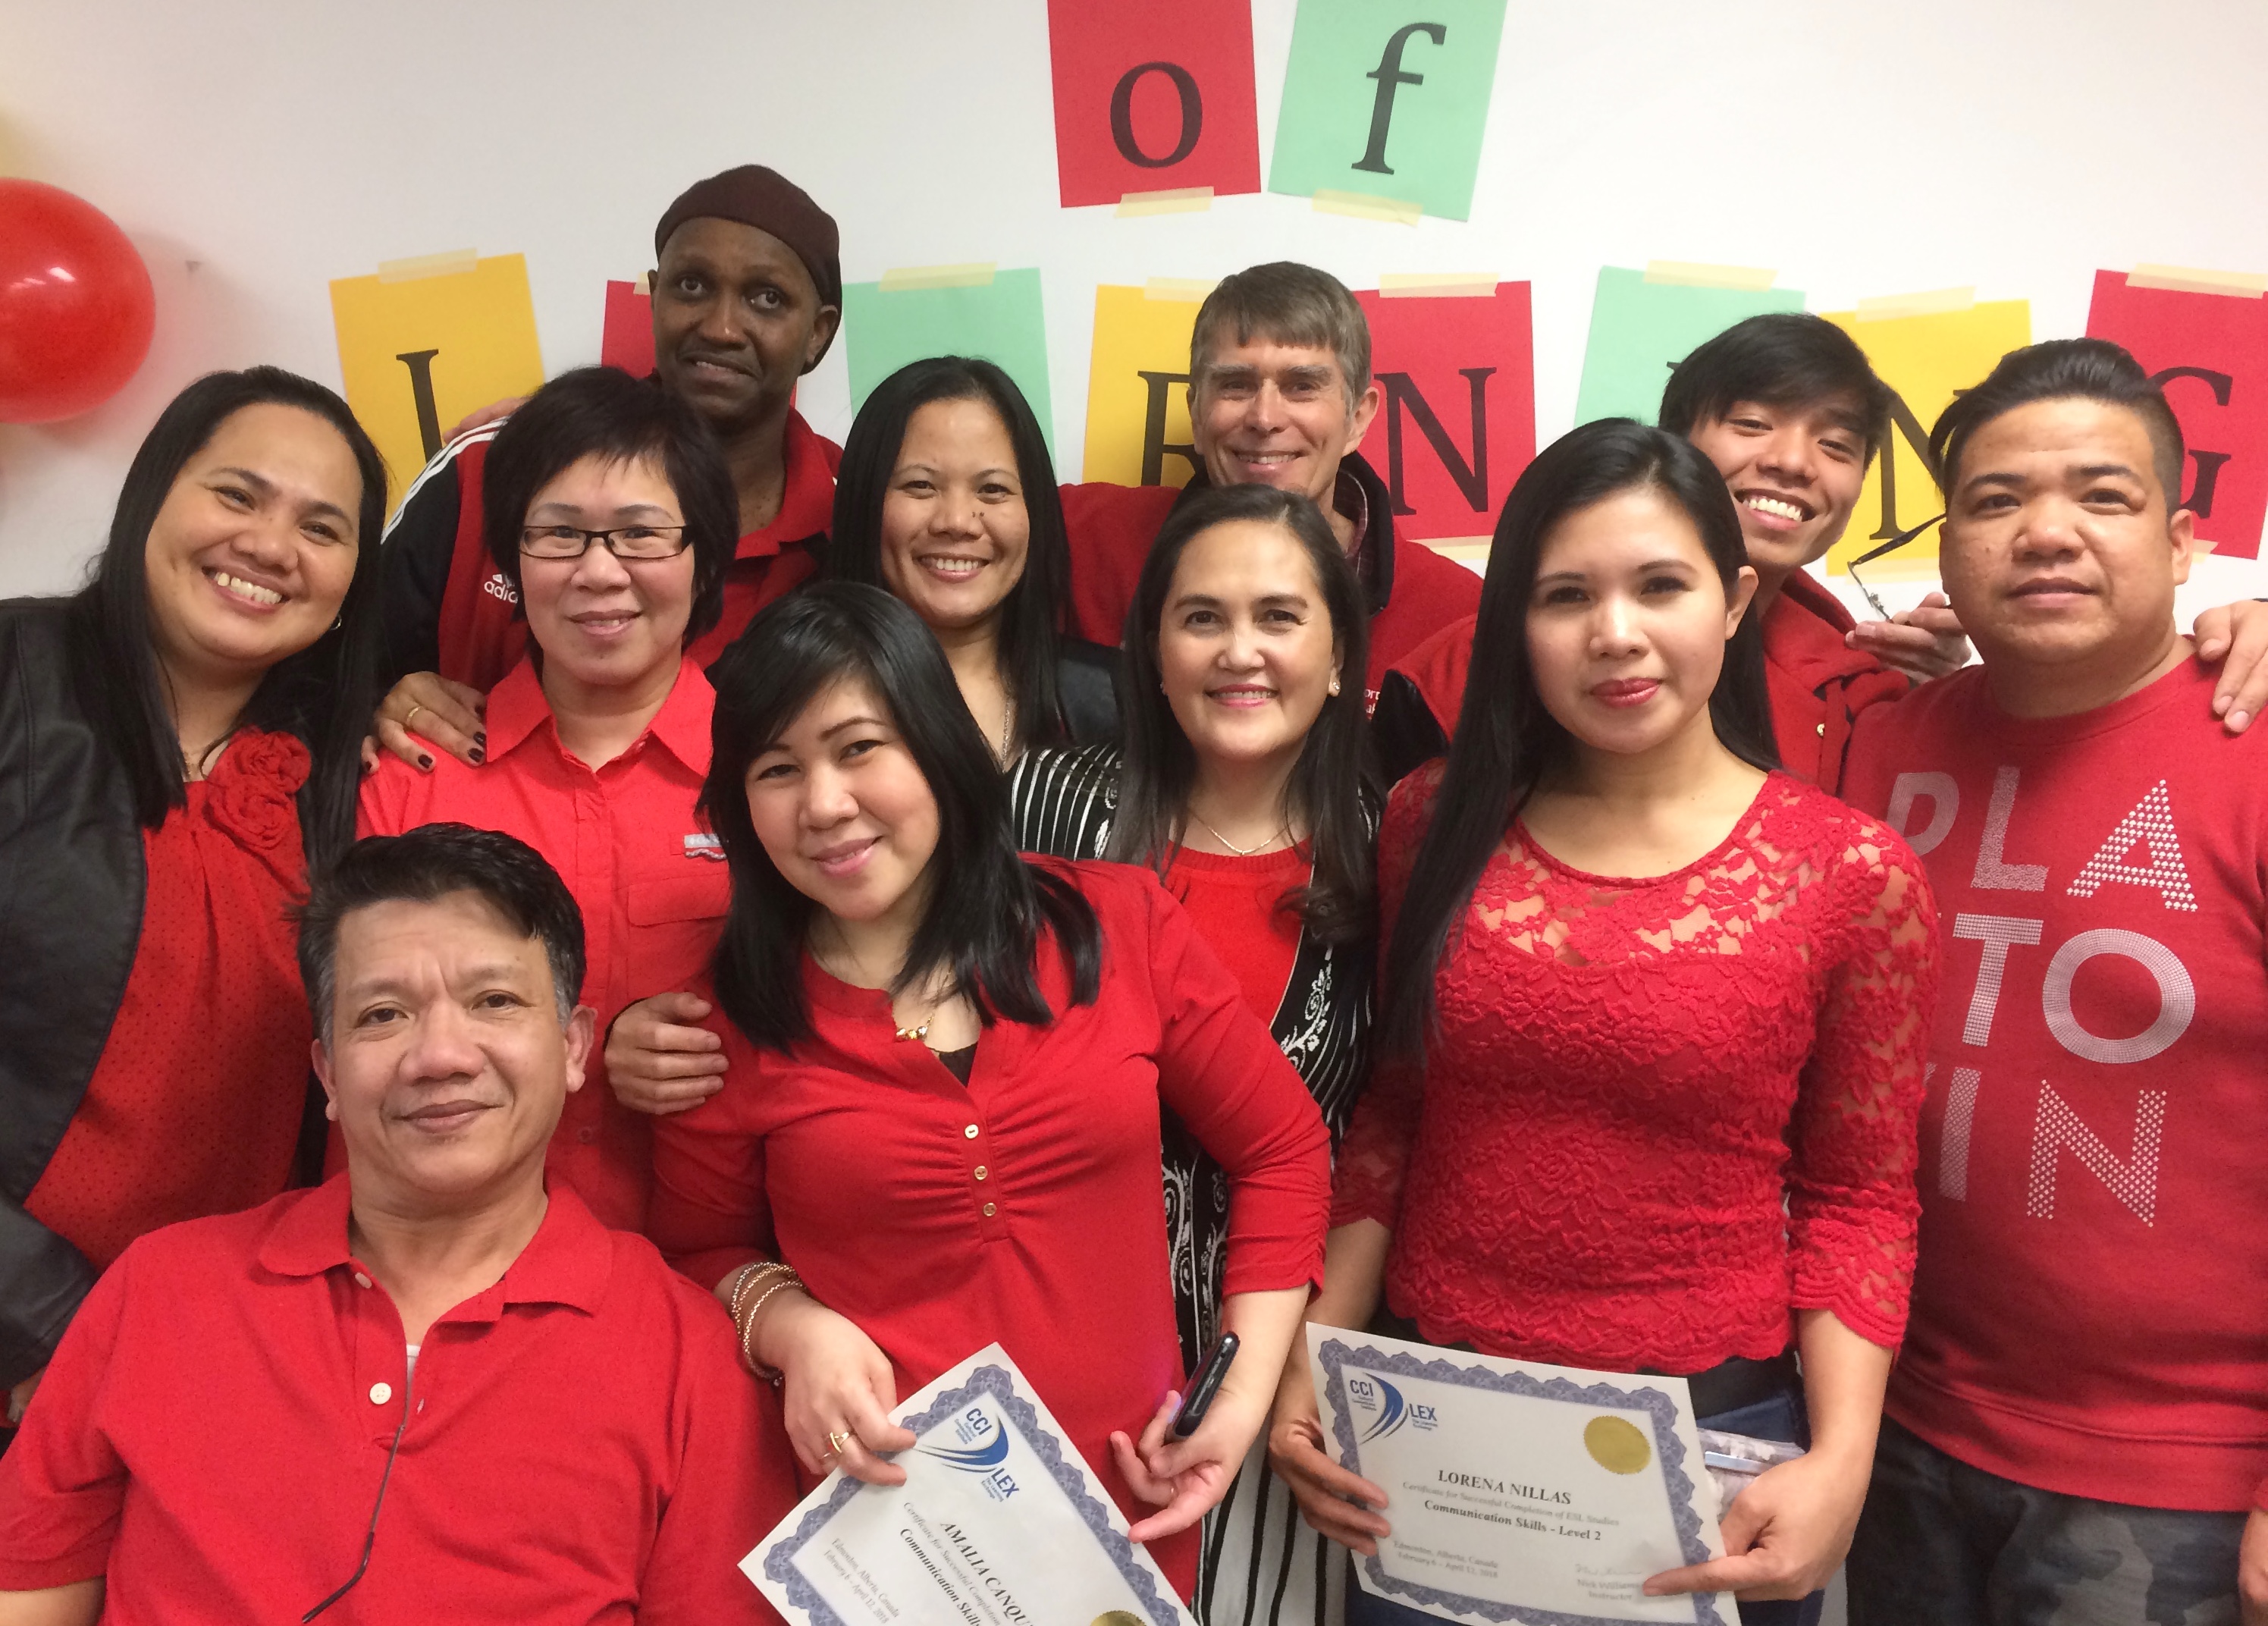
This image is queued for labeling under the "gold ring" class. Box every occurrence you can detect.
[827,1430,854,1458]
[403,703,425,730]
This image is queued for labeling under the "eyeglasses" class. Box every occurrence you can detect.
[519,523,691,561]
[1845,511,1944,620]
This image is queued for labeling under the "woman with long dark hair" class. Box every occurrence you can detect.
[0,367,384,1424]
[1268,422,1940,1625]
[1010,482,1373,1625]
[827,355,1117,761]
[645,582,1331,1599]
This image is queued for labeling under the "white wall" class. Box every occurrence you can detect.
[7,0,2268,626]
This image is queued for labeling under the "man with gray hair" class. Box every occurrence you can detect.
[0,824,791,1623]
[1063,261,1481,708]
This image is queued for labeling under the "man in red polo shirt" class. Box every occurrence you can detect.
[1060,261,1481,710]
[0,825,792,1623]
[1370,314,2268,791]
[375,163,842,770]
[1840,341,2268,1622]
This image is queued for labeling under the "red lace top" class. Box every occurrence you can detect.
[1333,764,1939,1370]
[26,732,313,1272]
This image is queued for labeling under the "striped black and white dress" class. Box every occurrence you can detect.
[1008,741,1372,1626]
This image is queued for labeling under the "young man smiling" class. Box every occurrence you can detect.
[0,824,791,1622]
[1061,262,1481,706]
[375,164,842,769]
[1840,340,2268,1624]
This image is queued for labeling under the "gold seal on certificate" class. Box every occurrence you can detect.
[744,1345,1195,1626]
[1307,1325,1734,1625]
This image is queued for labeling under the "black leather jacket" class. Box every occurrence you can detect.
[0,598,143,1385]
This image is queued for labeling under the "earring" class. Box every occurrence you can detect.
[1328,676,1341,696]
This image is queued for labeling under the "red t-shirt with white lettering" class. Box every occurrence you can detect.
[1845,658,2268,1512]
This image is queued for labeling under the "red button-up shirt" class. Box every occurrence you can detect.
[647,859,1333,1596]
[0,1177,792,1622]
[358,655,729,1230]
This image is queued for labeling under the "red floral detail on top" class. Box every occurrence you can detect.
[204,731,310,852]
[1334,764,1940,1370]
[24,730,313,1272]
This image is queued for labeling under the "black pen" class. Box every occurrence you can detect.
[1170,1332,1240,1439]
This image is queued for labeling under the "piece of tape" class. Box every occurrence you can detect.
[1312,190,1422,226]
[1378,272,1499,298]
[2128,264,2268,299]
[1117,187,1214,217]
[1420,535,1492,568]
[377,249,479,284]
[1642,261,1777,290]
[1854,286,1975,321]
[1144,277,1216,303]
[878,262,997,292]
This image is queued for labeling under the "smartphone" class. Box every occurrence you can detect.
[1169,1332,1240,1439]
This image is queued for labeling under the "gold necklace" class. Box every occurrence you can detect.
[1186,808,1290,858]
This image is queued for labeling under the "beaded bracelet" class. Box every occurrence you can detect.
[736,1270,806,1384]
[728,1259,795,1325]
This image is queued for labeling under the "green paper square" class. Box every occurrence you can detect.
[843,268,1054,453]
[1573,267,1808,427]
[1266,0,1508,221]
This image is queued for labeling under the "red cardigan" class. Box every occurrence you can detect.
[648,859,1332,1594]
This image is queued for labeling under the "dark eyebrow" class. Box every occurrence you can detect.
[212,466,354,527]
[2074,463,2145,483]
[526,499,678,521]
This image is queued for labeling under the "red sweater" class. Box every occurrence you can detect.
[1845,659,2268,1512]
[1162,845,1309,1023]
[1335,765,1938,1370]
[1059,455,1481,705]
[646,859,1332,1593]
[1372,571,1909,793]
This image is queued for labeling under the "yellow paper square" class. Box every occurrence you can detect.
[329,253,547,513]
[1081,284,1204,486]
[1823,299,2031,578]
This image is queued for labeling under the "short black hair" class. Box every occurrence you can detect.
[482,366,738,645]
[1659,312,1893,463]
[1931,337,2187,510]
[701,582,1102,1054]
[299,824,586,1044]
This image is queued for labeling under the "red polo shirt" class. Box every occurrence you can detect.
[413,410,839,690]
[0,1177,791,1622]
[357,655,729,1230]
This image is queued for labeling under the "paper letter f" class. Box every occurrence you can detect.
[1354,22,1446,175]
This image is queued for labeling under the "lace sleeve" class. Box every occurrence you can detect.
[1786,820,1941,1347]
[1328,766,1441,1232]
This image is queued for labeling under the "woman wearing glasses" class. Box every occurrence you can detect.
[357,366,739,1231]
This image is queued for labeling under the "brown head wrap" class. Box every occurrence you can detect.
[654,165,842,310]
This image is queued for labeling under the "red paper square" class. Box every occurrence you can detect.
[1356,283,1536,543]
[601,280,655,378]
[1046,0,1262,208]
[2086,268,2268,560]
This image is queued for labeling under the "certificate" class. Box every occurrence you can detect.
[1309,1326,1733,1626]
[745,1342,1195,1626]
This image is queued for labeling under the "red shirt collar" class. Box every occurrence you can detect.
[1765,570,1888,686]
[738,409,838,562]
[255,1172,615,1318]
[484,654,716,776]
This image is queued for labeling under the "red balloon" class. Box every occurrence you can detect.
[0,180,157,423]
